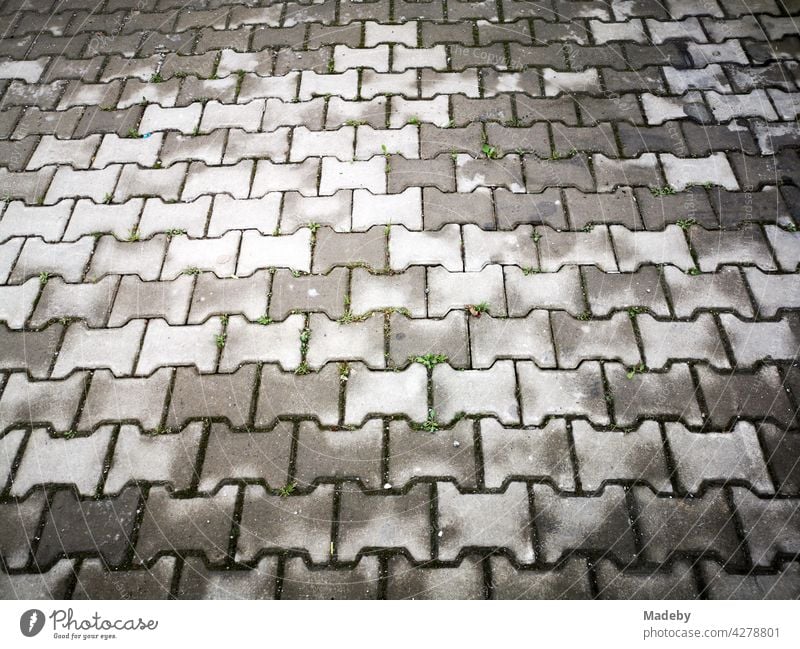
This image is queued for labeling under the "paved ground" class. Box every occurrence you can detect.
[0,0,799,600]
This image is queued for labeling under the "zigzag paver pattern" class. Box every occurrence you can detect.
[1,0,800,599]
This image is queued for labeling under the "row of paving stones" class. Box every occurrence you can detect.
[2,223,799,287]
[2,116,798,167]
[0,117,798,164]
[1,476,799,587]
[0,188,796,238]
[1,0,792,19]
[3,128,797,178]
[3,52,798,92]
[1,8,798,50]
[0,80,800,132]
[1,295,800,368]
[3,150,798,206]
[4,554,800,600]
[3,263,799,325]
[2,93,799,146]
[5,2,798,37]
[5,63,800,104]
[2,418,799,496]
[2,354,799,434]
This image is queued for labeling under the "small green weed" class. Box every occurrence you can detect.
[467,302,489,317]
[421,409,440,433]
[481,143,498,159]
[278,482,296,497]
[413,353,448,369]
[650,185,676,197]
[626,362,646,379]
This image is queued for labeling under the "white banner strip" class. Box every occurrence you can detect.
[2,600,799,648]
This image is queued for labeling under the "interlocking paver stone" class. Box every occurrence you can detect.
[350,266,426,316]
[136,486,237,565]
[281,557,379,600]
[552,312,640,368]
[438,481,533,562]
[608,362,703,427]
[256,363,341,427]
[10,238,93,284]
[0,323,62,378]
[0,200,72,241]
[427,266,506,317]
[573,420,671,492]
[433,361,519,424]
[538,227,617,272]
[188,271,270,324]
[219,315,304,373]
[108,275,193,326]
[734,488,800,566]
[665,266,754,318]
[481,419,574,491]
[700,561,800,600]
[87,235,168,282]
[238,484,334,564]
[533,484,636,563]
[166,366,256,430]
[0,492,45,569]
[388,311,470,368]
[339,482,433,560]
[74,557,176,600]
[518,361,609,426]
[666,422,772,494]
[78,368,171,432]
[505,266,584,316]
[295,420,383,488]
[0,278,40,328]
[596,561,699,599]
[470,312,555,368]
[199,423,293,493]
[136,318,222,375]
[636,485,744,564]
[239,230,312,275]
[345,364,428,425]
[36,486,140,566]
[306,313,385,369]
[12,427,110,496]
[490,556,592,599]
[637,314,730,369]
[386,555,483,600]
[698,365,795,429]
[52,320,144,378]
[0,373,86,434]
[178,557,277,600]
